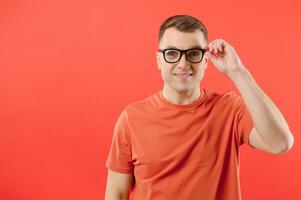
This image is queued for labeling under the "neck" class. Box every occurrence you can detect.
[161,85,201,105]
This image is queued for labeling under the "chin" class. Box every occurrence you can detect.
[172,85,195,93]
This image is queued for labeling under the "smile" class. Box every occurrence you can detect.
[172,73,193,76]
[172,73,193,80]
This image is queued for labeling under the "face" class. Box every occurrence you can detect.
[156,27,208,94]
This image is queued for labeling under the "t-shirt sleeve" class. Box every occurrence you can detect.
[105,109,134,173]
[232,92,255,147]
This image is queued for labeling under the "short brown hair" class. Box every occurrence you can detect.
[158,15,208,44]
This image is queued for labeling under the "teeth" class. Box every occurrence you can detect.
[173,73,193,76]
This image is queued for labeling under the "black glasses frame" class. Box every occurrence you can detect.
[158,48,207,64]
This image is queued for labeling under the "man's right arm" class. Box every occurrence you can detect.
[105,169,134,200]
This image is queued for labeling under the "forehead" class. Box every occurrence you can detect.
[160,27,207,49]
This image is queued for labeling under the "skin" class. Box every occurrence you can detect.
[105,25,295,200]
[156,27,294,154]
[156,27,208,105]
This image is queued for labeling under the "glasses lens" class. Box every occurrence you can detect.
[187,49,203,63]
[164,49,180,63]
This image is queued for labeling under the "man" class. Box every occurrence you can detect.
[105,15,294,200]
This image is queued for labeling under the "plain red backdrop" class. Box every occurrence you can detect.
[0,0,300,199]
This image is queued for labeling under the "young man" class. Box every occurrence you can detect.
[105,15,294,200]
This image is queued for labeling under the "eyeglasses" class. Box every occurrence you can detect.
[158,48,207,64]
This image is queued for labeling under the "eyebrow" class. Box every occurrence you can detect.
[164,45,204,49]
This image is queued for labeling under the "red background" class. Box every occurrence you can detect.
[0,0,300,199]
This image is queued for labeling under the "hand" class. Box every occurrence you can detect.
[205,39,247,79]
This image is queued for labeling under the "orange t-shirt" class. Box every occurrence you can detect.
[105,87,254,200]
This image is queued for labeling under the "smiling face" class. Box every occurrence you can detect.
[156,27,208,94]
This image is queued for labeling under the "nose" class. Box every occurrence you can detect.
[176,53,190,69]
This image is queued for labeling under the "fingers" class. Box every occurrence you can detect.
[205,47,222,60]
[205,39,229,56]
[205,49,218,62]
[204,39,230,63]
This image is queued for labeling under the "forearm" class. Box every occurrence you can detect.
[229,67,294,150]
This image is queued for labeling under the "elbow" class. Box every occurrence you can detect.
[272,132,294,154]
[283,133,294,152]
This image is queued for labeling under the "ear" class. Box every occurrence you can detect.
[203,55,209,70]
[156,52,162,70]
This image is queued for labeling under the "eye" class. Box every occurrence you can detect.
[188,50,201,57]
[165,50,180,57]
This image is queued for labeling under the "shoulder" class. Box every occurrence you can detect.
[126,95,152,110]
[121,92,156,115]
[205,88,242,109]
[205,88,239,102]
[218,90,240,101]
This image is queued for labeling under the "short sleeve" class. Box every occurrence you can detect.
[105,109,134,173]
[232,92,255,147]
